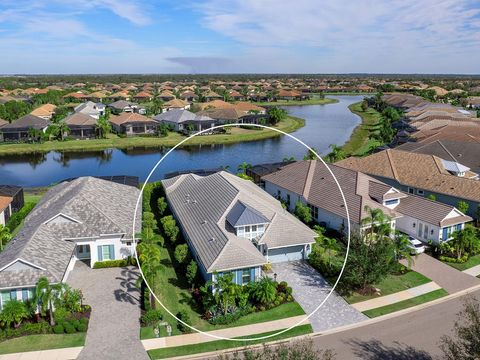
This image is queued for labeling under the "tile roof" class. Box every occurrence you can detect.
[30,104,57,117]
[336,150,480,202]
[162,172,316,273]
[109,112,155,125]
[153,109,213,124]
[0,196,12,212]
[226,201,270,227]
[64,113,97,126]
[1,114,49,130]
[0,177,141,289]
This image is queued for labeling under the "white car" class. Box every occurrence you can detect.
[407,236,425,255]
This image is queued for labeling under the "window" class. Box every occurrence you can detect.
[237,227,245,236]
[385,199,399,206]
[286,194,291,206]
[277,190,281,198]
[252,225,257,232]
[456,224,462,231]
[408,187,415,194]
[0,291,12,310]
[242,269,251,284]
[126,241,132,246]
[244,226,250,233]
[98,245,114,261]
[308,204,318,219]
[22,289,33,301]
[417,189,425,195]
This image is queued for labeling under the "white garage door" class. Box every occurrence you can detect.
[268,245,305,263]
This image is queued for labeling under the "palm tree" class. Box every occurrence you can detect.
[138,243,162,308]
[95,116,111,139]
[57,122,70,141]
[0,224,12,251]
[325,144,346,163]
[451,225,479,260]
[237,162,252,174]
[35,277,64,326]
[209,273,240,315]
[303,147,319,160]
[361,206,392,242]
[283,156,295,163]
[0,300,28,328]
[394,232,414,268]
[251,277,277,305]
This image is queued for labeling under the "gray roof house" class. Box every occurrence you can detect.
[0,177,140,308]
[262,160,472,244]
[0,114,49,141]
[162,171,316,285]
[74,101,105,119]
[153,109,216,133]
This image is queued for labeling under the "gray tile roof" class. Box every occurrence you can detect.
[162,172,316,273]
[226,201,270,227]
[2,114,49,130]
[0,177,141,289]
[153,109,214,124]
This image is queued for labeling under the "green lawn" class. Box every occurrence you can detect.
[0,333,86,355]
[363,289,448,318]
[252,98,338,106]
[342,102,383,156]
[345,269,431,304]
[445,254,480,271]
[141,246,305,339]
[146,324,313,359]
[0,116,304,155]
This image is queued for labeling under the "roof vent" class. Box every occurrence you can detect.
[202,220,208,225]
[192,200,197,204]
[209,237,215,242]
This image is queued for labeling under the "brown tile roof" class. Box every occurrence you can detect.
[109,112,155,126]
[196,108,245,121]
[0,119,8,128]
[30,103,57,117]
[162,99,188,108]
[64,113,97,126]
[0,196,12,212]
[411,125,480,144]
[336,150,480,202]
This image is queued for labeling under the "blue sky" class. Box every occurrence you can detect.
[0,0,479,74]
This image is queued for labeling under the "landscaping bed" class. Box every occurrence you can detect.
[444,254,480,272]
[146,324,313,359]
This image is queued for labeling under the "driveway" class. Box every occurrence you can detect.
[67,261,149,360]
[271,261,367,332]
[401,253,480,294]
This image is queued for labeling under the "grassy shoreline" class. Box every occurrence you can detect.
[341,101,382,156]
[0,116,304,155]
[253,98,338,107]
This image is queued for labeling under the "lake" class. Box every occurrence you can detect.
[0,96,363,187]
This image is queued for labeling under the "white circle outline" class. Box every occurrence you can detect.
[132,123,351,342]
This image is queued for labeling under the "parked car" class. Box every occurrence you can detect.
[407,236,425,255]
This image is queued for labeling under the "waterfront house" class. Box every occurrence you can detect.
[336,150,480,219]
[153,109,216,133]
[0,114,49,141]
[0,196,13,226]
[109,112,158,136]
[0,177,140,310]
[262,160,471,244]
[0,185,24,214]
[64,113,98,139]
[0,119,7,141]
[162,171,316,285]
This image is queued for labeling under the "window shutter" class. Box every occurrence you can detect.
[98,245,103,261]
[10,290,16,300]
[109,245,115,260]
[442,228,448,240]
[250,268,255,282]
[236,270,242,285]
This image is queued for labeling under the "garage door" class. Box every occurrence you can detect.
[268,245,305,263]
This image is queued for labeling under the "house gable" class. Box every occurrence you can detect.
[0,258,45,272]
[44,213,81,225]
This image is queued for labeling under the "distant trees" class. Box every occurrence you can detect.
[0,100,31,122]
[237,162,252,174]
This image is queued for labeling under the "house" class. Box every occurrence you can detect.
[246,161,295,185]
[410,124,480,144]
[63,91,88,102]
[132,91,153,103]
[109,112,158,136]
[108,100,138,114]
[161,172,316,285]
[0,185,24,213]
[276,90,304,101]
[0,119,7,141]
[30,104,57,120]
[0,177,141,309]
[74,101,105,119]
[153,109,216,133]
[196,108,247,124]
[63,113,98,139]
[179,91,198,102]
[0,114,49,141]
[0,196,13,226]
[161,99,190,113]
[158,90,176,102]
[202,90,223,102]
[262,160,472,243]
[336,150,480,219]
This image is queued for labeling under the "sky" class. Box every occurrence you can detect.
[0,0,479,74]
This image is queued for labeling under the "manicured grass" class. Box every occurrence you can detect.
[345,269,431,304]
[146,324,313,359]
[445,254,480,271]
[342,102,383,156]
[141,245,305,339]
[0,333,86,355]
[253,98,337,107]
[363,289,448,318]
[0,116,304,155]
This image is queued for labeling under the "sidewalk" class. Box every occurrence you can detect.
[351,282,441,312]
[142,315,308,351]
[0,347,83,360]
[463,264,480,277]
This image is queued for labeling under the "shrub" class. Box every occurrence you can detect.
[176,310,192,333]
[64,323,76,334]
[71,320,80,330]
[79,317,89,325]
[261,263,272,272]
[161,215,179,243]
[440,254,469,263]
[5,202,36,231]
[140,309,163,326]
[174,244,190,265]
[93,259,128,268]
[53,324,65,334]
[77,323,88,332]
[54,307,70,323]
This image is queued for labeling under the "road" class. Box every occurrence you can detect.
[195,288,480,360]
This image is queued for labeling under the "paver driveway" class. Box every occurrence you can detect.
[271,261,367,332]
[67,261,149,360]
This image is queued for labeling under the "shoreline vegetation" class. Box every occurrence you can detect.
[0,116,304,156]
[341,101,382,156]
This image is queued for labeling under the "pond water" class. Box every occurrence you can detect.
[0,96,363,187]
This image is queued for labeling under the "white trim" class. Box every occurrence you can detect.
[0,258,46,272]
[43,212,82,225]
[267,241,315,250]
[211,263,265,273]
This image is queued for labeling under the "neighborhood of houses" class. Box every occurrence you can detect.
[0,77,480,359]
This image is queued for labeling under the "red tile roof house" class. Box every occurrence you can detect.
[262,160,471,244]
[109,112,158,136]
